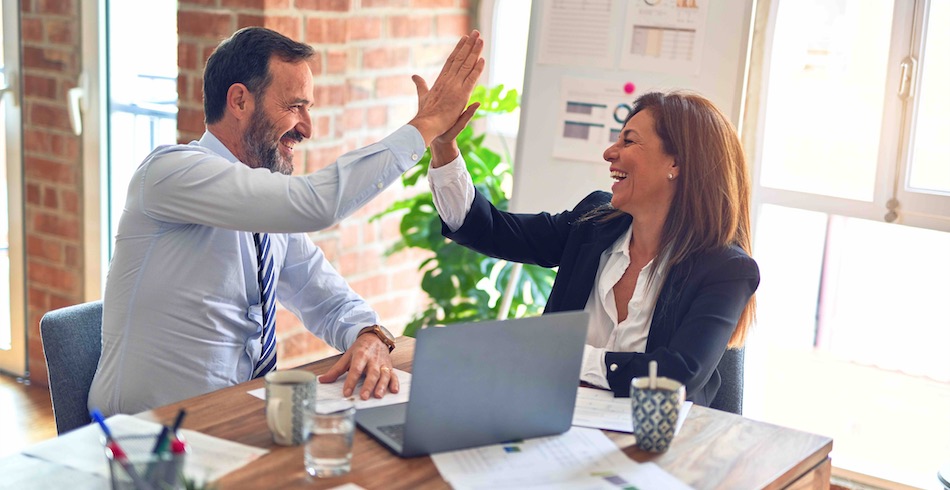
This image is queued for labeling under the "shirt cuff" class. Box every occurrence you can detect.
[379,124,427,172]
[579,344,609,389]
[428,155,474,232]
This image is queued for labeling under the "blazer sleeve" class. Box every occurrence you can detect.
[604,251,760,399]
[442,190,610,268]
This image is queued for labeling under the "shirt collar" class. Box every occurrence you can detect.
[197,131,241,163]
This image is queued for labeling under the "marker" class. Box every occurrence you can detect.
[91,409,156,490]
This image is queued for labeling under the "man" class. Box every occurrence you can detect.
[89,26,484,416]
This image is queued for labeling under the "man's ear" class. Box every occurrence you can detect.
[226,83,252,120]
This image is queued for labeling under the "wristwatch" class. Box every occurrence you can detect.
[358,324,396,353]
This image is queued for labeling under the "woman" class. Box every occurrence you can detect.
[427,91,759,406]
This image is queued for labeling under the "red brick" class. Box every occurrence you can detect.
[346,78,373,102]
[350,274,388,299]
[28,287,49,310]
[436,13,468,36]
[21,18,43,42]
[262,16,302,38]
[362,0,409,6]
[313,114,332,138]
[32,212,80,240]
[305,18,347,44]
[313,84,345,107]
[342,107,364,131]
[26,183,41,205]
[411,0,454,7]
[178,11,235,40]
[46,18,76,44]
[326,50,347,75]
[28,262,79,292]
[25,157,75,185]
[363,46,410,70]
[376,75,415,98]
[37,0,75,16]
[61,189,79,214]
[306,144,345,172]
[237,14,265,29]
[178,107,206,135]
[27,235,63,263]
[295,0,350,11]
[366,105,388,128]
[412,44,455,68]
[178,42,198,71]
[22,46,70,72]
[42,188,58,209]
[65,244,80,268]
[29,103,72,131]
[220,0,267,8]
[388,15,432,38]
[347,16,382,41]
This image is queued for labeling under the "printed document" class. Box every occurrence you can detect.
[572,386,692,434]
[431,426,692,489]
[248,368,411,411]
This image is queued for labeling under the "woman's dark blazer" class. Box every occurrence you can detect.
[442,190,760,406]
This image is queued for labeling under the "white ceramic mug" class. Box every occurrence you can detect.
[265,370,316,446]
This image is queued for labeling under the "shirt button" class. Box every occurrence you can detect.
[609,364,618,372]
[411,153,419,161]
[376,182,383,189]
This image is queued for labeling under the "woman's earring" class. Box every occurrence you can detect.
[668,173,674,181]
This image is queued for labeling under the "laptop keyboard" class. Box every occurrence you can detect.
[378,423,406,445]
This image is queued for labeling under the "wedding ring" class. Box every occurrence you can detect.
[380,366,391,374]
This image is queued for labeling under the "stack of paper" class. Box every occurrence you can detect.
[431,426,693,489]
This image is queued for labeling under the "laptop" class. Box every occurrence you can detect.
[356,310,589,458]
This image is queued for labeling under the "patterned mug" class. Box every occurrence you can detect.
[630,376,685,452]
[265,370,317,446]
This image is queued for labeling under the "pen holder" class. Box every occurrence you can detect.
[104,434,187,490]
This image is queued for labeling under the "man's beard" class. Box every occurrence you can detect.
[242,107,303,176]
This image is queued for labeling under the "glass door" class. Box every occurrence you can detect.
[0,0,26,376]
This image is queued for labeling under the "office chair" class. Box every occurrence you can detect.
[709,347,744,415]
[39,300,103,434]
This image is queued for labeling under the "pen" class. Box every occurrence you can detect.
[91,409,156,490]
[170,409,187,436]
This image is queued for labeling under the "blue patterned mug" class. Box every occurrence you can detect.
[265,370,317,446]
[630,376,685,452]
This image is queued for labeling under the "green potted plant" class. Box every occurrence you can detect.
[373,85,556,336]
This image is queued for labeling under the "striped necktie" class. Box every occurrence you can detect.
[253,232,277,378]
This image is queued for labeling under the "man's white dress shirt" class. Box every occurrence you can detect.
[428,157,666,389]
[89,125,425,416]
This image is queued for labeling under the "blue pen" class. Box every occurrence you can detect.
[91,409,156,490]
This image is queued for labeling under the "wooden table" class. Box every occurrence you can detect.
[140,337,833,489]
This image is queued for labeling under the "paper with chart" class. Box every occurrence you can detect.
[572,386,692,434]
[431,426,693,489]
[554,77,651,163]
[620,0,709,75]
[537,0,617,68]
[248,368,411,411]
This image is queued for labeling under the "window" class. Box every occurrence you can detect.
[481,0,532,138]
[746,1,950,488]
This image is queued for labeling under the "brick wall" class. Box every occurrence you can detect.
[177,0,471,368]
[21,0,85,383]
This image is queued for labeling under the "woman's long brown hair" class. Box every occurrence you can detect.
[588,91,756,347]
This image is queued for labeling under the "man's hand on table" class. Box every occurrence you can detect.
[318,334,399,400]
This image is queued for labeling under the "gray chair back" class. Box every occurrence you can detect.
[39,300,103,434]
[709,347,744,415]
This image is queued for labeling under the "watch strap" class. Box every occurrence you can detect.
[358,324,395,352]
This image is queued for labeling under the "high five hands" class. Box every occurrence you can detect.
[409,30,485,147]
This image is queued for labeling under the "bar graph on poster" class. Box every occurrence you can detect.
[511,0,754,214]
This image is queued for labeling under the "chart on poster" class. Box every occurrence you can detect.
[511,0,755,214]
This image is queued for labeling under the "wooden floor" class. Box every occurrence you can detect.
[0,373,57,459]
